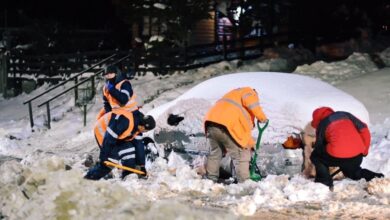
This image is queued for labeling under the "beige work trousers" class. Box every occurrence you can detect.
[206,126,251,183]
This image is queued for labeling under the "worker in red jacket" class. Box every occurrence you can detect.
[310,107,384,189]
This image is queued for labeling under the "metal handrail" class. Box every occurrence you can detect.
[37,72,102,108]
[23,54,116,105]
[37,54,131,129]
[22,54,117,129]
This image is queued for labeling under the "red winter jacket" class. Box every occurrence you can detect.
[311,107,370,158]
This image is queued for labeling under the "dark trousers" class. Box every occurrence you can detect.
[310,150,381,187]
[132,111,146,166]
[85,141,136,180]
[132,138,145,166]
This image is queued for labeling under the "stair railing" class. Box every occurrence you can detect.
[23,54,116,129]
[36,54,130,129]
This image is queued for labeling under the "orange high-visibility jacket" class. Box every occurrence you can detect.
[97,80,139,120]
[94,109,137,147]
[204,87,267,148]
[103,80,138,112]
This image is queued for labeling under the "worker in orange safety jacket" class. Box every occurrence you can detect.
[204,87,268,183]
[97,65,148,175]
[85,108,155,180]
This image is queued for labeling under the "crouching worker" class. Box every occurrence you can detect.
[204,87,268,183]
[85,109,156,180]
[310,107,384,189]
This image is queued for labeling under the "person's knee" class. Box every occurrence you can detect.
[122,159,136,169]
[240,148,251,162]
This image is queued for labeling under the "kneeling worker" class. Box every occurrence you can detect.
[310,107,384,190]
[85,109,156,180]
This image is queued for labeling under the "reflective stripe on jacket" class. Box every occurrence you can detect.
[94,109,136,147]
[204,87,267,148]
[103,80,139,112]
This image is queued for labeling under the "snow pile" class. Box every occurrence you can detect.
[149,72,370,176]
[367,178,390,196]
[240,46,315,73]
[240,58,291,73]
[294,53,378,84]
[150,72,369,145]
[362,118,390,175]
[2,154,389,219]
[0,156,239,219]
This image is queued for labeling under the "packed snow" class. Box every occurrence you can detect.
[150,72,370,176]
[1,48,390,219]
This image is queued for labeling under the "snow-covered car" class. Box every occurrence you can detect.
[147,72,369,176]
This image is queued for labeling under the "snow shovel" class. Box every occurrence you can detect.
[104,161,146,175]
[250,120,269,181]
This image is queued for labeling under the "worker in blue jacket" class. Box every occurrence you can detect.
[96,65,148,175]
[85,108,156,180]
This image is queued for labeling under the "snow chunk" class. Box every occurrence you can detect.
[367,178,390,196]
[283,176,330,202]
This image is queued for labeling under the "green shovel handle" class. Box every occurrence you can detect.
[250,119,269,181]
[255,120,269,151]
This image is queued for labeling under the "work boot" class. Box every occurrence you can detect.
[84,163,111,180]
[361,169,385,181]
[314,176,334,189]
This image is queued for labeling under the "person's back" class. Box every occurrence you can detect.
[325,112,369,158]
[310,106,383,189]
[312,107,370,158]
[204,87,267,183]
[205,87,267,148]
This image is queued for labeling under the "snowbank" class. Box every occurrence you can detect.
[149,72,369,145]
[294,53,378,84]
[148,72,370,176]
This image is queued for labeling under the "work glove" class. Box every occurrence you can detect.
[106,81,114,91]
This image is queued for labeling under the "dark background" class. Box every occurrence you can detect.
[1,0,389,53]
[2,0,115,28]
